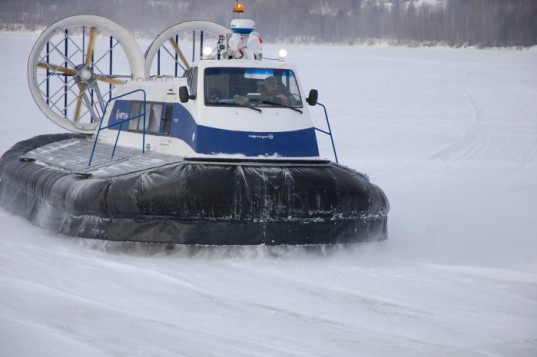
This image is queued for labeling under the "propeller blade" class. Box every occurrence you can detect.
[168,38,190,70]
[85,26,97,66]
[94,75,127,85]
[74,83,87,123]
[38,62,77,76]
[39,63,126,85]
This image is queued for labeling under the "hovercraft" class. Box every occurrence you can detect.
[0,2,389,245]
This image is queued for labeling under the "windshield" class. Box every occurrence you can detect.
[204,67,303,108]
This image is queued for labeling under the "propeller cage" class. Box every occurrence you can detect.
[28,16,231,134]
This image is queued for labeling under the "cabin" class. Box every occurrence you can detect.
[96,24,321,160]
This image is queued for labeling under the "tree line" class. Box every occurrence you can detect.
[1,0,536,47]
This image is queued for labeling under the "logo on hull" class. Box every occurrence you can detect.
[248,134,274,140]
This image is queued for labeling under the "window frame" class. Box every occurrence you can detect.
[204,67,303,108]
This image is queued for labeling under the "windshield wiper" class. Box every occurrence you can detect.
[255,99,303,114]
[240,103,262,112]
[233,96,262,112]
[215,100,262,112]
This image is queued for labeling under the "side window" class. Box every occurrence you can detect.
[128,102,144,131]
[186,67,198,97]
[160,104,173,135]
[125,102,172,136]
[148,103,163,134]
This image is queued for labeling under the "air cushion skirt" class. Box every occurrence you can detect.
[0,134,389,245]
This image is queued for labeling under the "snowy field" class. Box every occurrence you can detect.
[1,31,537,356]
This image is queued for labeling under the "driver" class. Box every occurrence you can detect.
[261,76,288,105]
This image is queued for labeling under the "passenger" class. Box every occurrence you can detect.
[261,76,288,104]
[207,90,219,103]
[205,74,226,104]
[233,94,250,105]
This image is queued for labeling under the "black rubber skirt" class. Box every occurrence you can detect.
[0,134,389,245]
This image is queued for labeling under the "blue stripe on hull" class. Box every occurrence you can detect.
[110,101,319,157]
[194,125,319,157]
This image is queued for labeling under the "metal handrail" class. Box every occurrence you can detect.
[88,89,147,166]
[314,102,339,164]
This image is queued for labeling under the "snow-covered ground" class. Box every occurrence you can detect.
[1,32,537,356]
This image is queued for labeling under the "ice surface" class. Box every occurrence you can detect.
[1,32,537,356]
